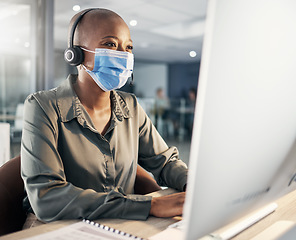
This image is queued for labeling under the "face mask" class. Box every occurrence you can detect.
[81,47,134,92]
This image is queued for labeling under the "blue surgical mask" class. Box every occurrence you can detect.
[81,47,134,92]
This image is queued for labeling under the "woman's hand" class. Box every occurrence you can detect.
[150,192,185,217]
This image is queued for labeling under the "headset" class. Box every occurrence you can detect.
[64,9,95,66]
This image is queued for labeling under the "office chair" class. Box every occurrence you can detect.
[0,155,27,236]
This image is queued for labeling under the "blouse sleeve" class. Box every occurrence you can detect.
[137,103,188,191]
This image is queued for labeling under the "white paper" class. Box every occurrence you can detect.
[24,221,142,240]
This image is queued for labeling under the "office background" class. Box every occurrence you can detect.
[0,0,206,165]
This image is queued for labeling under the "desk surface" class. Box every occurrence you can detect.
[0,115,18,121]
[231,189,296,240]
[2,189,296,240]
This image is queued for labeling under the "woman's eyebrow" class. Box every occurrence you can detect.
[102,36,133,43]
[102,35,119,40]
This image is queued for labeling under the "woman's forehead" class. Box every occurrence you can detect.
[74,12,130,45]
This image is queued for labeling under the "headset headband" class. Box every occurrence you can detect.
[68,8,94,48]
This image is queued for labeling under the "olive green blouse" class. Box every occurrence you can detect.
[21,74,188,222]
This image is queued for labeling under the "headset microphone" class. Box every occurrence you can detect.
[129,73,134,86]
[64,9,94,66]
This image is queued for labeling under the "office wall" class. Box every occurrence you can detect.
[0,55,31,111]
[133,62,168,98]
[168,61,200,98]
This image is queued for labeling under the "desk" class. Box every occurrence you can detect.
[2,189,296,240]
[0,188,180,240]
[0,115,17,121]
[231,190,296,240]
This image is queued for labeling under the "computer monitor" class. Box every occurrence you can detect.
[183,0,296,239]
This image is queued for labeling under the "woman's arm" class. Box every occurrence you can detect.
[134,165,161,194]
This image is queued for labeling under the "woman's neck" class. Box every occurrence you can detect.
[73,73,111,111]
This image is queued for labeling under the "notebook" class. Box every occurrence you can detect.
[23,219,145,240]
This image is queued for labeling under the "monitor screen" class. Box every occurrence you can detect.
[183,0,296,239]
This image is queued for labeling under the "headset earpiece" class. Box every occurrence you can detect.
[64,8,94,66]
[64,46,84,66]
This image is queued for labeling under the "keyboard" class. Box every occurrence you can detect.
[168,220,186,230]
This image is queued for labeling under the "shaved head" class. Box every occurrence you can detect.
[68,8,126,47]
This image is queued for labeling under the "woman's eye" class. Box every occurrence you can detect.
[127,45,133,51]
[104,42,116,47]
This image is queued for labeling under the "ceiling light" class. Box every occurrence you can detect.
[24,42,30,48]
[129,20,137,27]
[73,5,81,12]
[189,51,197,58]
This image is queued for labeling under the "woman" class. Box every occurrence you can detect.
[21,8,187,222]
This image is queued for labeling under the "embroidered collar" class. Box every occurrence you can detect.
[56,74,132,124]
